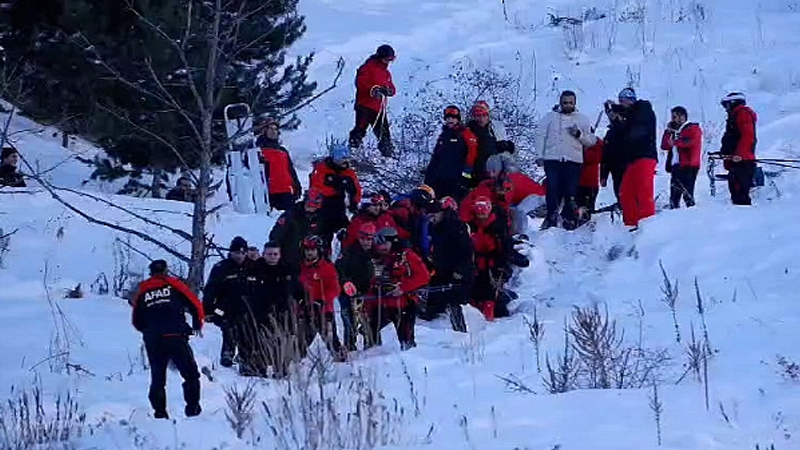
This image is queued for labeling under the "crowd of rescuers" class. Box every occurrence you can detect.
[115,45,761,419]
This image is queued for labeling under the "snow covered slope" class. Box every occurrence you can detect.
[2,0,800,449]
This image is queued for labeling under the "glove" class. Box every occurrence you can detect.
[379,86,394,96]
[567,124,581,138]
[497,140,515,154]
[343,281,357,297]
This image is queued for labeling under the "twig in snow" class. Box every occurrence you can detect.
[648,380,663,446]
[659,260,681,343]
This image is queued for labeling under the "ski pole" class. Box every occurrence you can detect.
[355,283,461,303]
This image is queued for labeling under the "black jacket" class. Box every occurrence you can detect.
[132,275,203,337]
[269,203,330,273]
[202,258,260,321]
[619,100,658,163]
[335,244,375,295]
[0,164,25,188]
[251,259,295,320]
[430,211,474,281]
[425,125,474,185]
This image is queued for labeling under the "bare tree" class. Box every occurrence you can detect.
[7,1,342,291]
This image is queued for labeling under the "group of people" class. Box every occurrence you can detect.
[127,44,762,419]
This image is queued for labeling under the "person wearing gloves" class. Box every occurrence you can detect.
[535,90,596,230]
[349,44,397,157]
[424,105,479,201]
[718,92,757,205]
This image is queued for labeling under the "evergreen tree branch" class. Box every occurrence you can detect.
[278,57,345,120]
[95,103,199,184]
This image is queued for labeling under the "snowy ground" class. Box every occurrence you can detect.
[3,0,800,449]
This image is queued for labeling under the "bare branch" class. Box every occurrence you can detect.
[21,160,190,263]
[278,57,346,120]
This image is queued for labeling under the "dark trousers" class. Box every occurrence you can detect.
[669,166,699,208]
[728,161,755,205]
[297,302,342,358]
[338,295,358,350]
[420,274,470,317]
[544,161,582,228]
[365,302,417,349]
[576,186,599,212]
[349,106,392,156]
[269,193,296,211]
[143,335,200,414]
[220,321,237,365]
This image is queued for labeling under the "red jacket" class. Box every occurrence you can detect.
[309,158,362,205]
[580,139,603,188]
[508,172,546,205]
[131,275,204,337]
[343,210,399,248]
[721,105,757,161]
[369,248,430,309]
[660,122,702,168]
[389,199,415,241]
[355,56,396,113]
[469,213,506,271]
[260,140,302,195]
[299,259,340,313]
[459,180,512,223]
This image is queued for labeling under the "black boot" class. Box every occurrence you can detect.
[447,304,467,333]
[185,403,202,417]
[154,410,169,419]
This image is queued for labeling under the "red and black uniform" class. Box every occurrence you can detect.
[132,275,203,417]
[661,122,702,208]
[308,157,362,232]
[365,247,430,349]
[618,100,658,227]
[468,213,512,321]
[349,55,395,155]
[578,138,603,213]
[297,258,342,356]
[424,124,479,201]
[720,104,757,205]
[459,179,513,230]
[257,136,302,211]
[342,209,398,248]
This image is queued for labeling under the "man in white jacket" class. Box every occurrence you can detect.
[535,90,596,229]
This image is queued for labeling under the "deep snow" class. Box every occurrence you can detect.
[3,0,800,449]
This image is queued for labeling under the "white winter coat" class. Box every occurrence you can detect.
[535,110,596,163]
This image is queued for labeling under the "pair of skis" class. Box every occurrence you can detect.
[224,103,270,214]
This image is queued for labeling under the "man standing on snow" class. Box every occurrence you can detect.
[308,143,362,236]
[424,105,479,201]
[615,87,658,230]
[535,90,597,230]
[719,92,757,205]
[255,117,303,211]
[467,100,515,183]
[348,44,397,157]
[661,106,703,208]
[131,260,203,419]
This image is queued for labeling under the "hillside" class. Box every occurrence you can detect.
[2,0,800,449]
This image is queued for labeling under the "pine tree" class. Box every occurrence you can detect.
[0,0,316,195]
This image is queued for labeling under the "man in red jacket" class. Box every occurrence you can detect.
[660,106,703,208]
[348,44,396,157]
[719,92,757,205]
[297,235,343,360]
[365,227,430,350]
[131,260,204,419]
[309,143,362,234]
[255,117,303,211]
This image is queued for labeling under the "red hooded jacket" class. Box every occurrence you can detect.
[355,56,396,113]
[660,122,702,168]
[299,259,340,313]
[721,105,757,161]
[459,180,512,223]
